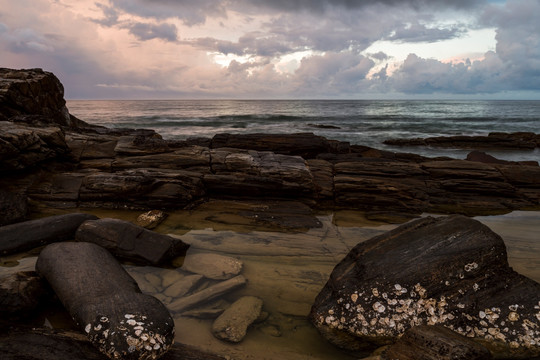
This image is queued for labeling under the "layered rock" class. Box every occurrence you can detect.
[36,242,175,360]
[309,215,540,358]
[0,68,71,126]
[384,132,540,150]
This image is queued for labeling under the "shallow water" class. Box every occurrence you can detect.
[1,204,539,359]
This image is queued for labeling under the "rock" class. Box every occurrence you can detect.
[0,190,27,226]
[112,146,211,172]
[168,275,247,313]
[0,68,72,127]
[211,296,263,343]
[163,274,205,298]
[0,327,226,360]
[0,271,51,320]
[136,210,168,229]
[181,253,243,280]
[309,215,540,358]
[0,121,70,170]
[36,242,175,360]
[0,213,99,255]
[205,148,315,198]
[210,132,350,159]
[75,218,189,266]
[382,325,492,360]
[384,132,540,150]
[159,269,185,288]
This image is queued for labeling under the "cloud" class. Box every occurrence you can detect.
[125,22,178,42]
[386,21,466,43]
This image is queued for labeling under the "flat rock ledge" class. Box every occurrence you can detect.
[36,242,175,360]
[309,215,540,358]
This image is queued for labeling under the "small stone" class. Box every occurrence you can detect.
[136,210,167,230]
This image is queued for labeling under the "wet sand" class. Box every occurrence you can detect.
[1,203,538,359]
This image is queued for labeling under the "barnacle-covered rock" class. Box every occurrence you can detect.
[309,215,540,358]
[36,242,175,360]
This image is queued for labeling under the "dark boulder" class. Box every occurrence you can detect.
[0,271,51,320]
[0,213,99,255]
[75,218,189,265]
[0,327,226,360]
[0,190,28,226]
[310,215,540,358]
[383,325,493,360]
[36,242,175,360]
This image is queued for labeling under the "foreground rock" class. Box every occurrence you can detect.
[212,296,263,343]
[0,213,98,255]
[383,325,492,360]
[0,271,51,320]
[310,215,540,358]
[36,242,175,360]
[0,327,226,360]
[75,218,189,266]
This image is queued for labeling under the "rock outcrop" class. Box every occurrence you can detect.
[36,242,176,360]
[309,215,540,358]
[0,68,71,126]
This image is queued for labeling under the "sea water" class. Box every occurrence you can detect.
[67,99,540,162]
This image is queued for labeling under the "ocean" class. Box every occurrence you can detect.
[67,99,540,162]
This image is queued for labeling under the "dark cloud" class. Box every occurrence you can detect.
[93,3,120,27]
[386,21,466,42]
[125,22,178,42]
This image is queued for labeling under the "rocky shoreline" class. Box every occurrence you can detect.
[1,68,539,359]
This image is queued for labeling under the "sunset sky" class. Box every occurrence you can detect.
[1,0,539,99]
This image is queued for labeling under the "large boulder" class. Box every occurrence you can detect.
[75,218,189,266]
[309,215,540,358]
[36,242,175,360]
[0,68,71,126]
[0,213,98,255]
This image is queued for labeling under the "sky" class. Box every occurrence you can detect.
[1,0,539,99]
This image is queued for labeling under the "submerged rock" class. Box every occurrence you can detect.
[36,242,175,360]
[181,253,243,280]
[309,215,540,358]
[212,296,263,343]
[383,325,492,360]
[0,213,98,255]
[75,218,189,266]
